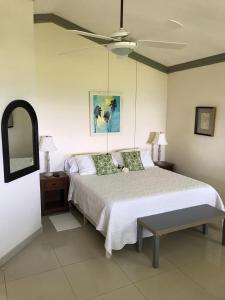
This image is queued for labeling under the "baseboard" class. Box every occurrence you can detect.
[0,227,43,267]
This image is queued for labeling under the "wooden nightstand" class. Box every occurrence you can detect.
[154,161,174,171]
[40,171,69,215]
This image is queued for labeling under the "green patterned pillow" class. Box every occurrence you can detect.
[121,151,144,171]
[92,154,118,176]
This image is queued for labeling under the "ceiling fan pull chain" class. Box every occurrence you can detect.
[134,60,138,150]
[106,50,110,154]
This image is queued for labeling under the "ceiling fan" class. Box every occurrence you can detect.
[67,0,187,56]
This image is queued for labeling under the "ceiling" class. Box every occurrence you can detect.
[34,0,225,67]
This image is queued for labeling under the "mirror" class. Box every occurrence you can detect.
[1,100,39,182]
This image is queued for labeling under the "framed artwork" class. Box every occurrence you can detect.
[8,112,14,128]
[194,106,216,136]
[89,92,121,135]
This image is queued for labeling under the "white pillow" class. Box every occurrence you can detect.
[112,149,154,169]
[64,157,78,174]
[111,151,123,167]
[140,149,154,169]
[111,155,119,167]
[75,154,96,176]
[112,148,139,167]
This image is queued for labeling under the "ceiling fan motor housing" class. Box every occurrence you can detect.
[107,41,136,56]
[110,28,129,39]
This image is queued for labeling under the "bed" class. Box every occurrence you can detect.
[68,166,224,256]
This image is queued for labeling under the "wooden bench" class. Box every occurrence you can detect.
[137,205,225,268]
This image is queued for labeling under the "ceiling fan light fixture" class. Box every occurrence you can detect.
[107,41,136,56]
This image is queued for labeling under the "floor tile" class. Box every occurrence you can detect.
[162,228,225,268]
[135,269,216,300]
[4,237,60,281]
[64,257,131,300]
[6,268,76,300]
[51,224,105,266]
[112,243,173,282]
[92,285,146,300]
[179,257,225,300]
[3,215,225,300]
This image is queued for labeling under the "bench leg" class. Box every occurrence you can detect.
[202,224,208,235]
[137,223,143,252]
[153,235,160,269]
[222,219,225,246]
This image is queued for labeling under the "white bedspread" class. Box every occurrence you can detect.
[68,167,224,255]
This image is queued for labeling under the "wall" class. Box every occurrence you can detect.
[167,62,225,202]
[34,24,168,171]
[0,0,41,261]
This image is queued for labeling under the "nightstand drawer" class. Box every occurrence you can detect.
[45,179,64,191]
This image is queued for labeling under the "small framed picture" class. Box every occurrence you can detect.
[194,107,216,136]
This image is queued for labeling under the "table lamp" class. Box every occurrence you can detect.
[153,132,168,162]
[39,136,57,176]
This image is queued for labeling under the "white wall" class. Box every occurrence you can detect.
[167,62,225,202]
[34,24,168,171]
[0,0,41,260]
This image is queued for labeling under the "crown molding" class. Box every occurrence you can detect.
[34,14,225,74]
[168,52,225,73]
[33,13,168,74]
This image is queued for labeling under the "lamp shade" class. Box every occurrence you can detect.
[152,132,168,146]
[39,136,57,152]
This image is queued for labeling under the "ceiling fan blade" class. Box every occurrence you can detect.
[58,44,108,55]
[137,40,187,49]
[67,29,118,41]
[168,19,184,29]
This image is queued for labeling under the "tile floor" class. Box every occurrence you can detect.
[1,209,225,300]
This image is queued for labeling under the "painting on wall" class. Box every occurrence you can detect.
[194,106,216,136]
[90,92,121,135]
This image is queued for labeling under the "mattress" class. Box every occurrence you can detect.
[68,167,224,255]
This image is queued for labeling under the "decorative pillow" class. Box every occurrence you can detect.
[75,155,96,176]
[111,148,139,167]
[121,151,144,171]
[92,154,118,176]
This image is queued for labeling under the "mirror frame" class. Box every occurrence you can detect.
[1,100,39,183]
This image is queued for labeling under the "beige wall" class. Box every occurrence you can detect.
[0,0,41,260]
[34,24,168,172]
[167,62,225,202]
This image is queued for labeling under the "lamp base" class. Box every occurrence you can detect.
[44,172,53,177]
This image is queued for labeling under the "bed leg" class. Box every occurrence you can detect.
[222,219,225,246]
[83,215,87,225]
[105,251,112,259]
[202,224,208,235]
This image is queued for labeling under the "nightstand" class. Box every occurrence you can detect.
[40,171,69,215]
[154,161,174,171]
